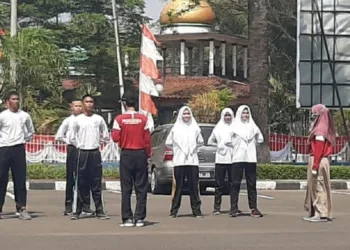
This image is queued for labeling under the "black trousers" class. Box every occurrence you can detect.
[74,149,104,214]
[120,149,148,222]
[230,162,258,211]
[170,166,202,216]
[0,144,27,210]
[65,145,90,211]
[214,163,233,211]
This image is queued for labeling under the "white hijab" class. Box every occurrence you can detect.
[231,105,260,142]
[212,108,234,155]
[172,106,201,157]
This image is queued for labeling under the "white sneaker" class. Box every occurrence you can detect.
[119,219,135,227]
[135,220,145,227]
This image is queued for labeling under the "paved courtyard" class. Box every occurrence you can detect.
[1,190,350,250]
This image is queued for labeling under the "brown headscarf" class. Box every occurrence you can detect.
[308,104,336,144]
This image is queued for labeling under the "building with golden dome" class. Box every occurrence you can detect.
[152,0,250,124]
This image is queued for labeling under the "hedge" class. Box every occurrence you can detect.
[257,165,350,180]
[10,164,350,180]
[24,164,119,180]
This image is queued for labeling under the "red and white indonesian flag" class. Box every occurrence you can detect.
[139,24,163,131]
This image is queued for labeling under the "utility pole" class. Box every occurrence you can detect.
[111,0,125,113]
[10,0,21,108]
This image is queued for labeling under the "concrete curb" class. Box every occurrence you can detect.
[6,180,350,191]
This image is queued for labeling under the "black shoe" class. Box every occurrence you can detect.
[169,214,177,218]
[19,209,32,220]
[15,206,21,216]
[119,219,135,227]
[251,208,263,218]
[96,212,110,220]
[193,213,204,218]
[135,220,145,227]
[230,209,243,217]
[213,210,220,215]
[81,208,94,216]
[71,214,79,220]
[63,208,73,216]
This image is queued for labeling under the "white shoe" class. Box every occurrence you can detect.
[135,220,145,227]
[119,219,135,227]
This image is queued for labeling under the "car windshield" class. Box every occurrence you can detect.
[200,126,214,146]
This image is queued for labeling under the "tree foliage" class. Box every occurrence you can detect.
[188,88,236,123]
[334,111,350,136]
[1,27,68,132]
[0,0,150,132]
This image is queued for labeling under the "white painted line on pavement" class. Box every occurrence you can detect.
[332,191,350,195]
[240,192,275,200]
[205,187,274,200]
[6,192,15,200]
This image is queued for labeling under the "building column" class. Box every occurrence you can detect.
[188,47,193,76]
[221,42,226,76]
[209,40,214,75]
[162,47,166,78]
[199,43,204,76]
[232,44,237,77]
[215,46,220,68]
[244,46,248,79]
[180,40,185,76]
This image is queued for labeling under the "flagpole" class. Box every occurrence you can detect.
[139,26,143,114]
[111,0,125,113]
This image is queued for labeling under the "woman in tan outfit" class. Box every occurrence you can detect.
[304,104,336,223]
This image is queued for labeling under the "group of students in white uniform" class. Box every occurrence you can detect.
[166,104,264,218]
[0,89,335,225]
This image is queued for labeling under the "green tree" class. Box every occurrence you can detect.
[188,88,236,123]
[1,27,68,131]
[248,0,270,163]
[269,77,303,134]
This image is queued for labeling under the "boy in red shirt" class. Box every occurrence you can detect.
[112,91,151,227]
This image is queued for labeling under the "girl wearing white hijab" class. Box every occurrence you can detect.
[208,108,235,215]
[225,105,264,218]
[165,106,204,218]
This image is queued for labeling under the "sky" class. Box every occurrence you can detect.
[145,0,164,21]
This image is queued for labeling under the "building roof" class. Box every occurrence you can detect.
[158,76,249,99]
[156,32,247,46]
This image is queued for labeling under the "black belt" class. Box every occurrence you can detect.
[122,148,145,151]
[79,148,99,152]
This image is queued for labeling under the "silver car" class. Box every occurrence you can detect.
[148,123,226,195]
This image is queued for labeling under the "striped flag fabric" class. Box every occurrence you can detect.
[139,24,163,131]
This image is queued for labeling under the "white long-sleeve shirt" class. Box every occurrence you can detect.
[0,109,35,147]
[226,132,264,163]
[208,133,234,164]
[69,114,110,150]
[165,130,204,166]
[55,115,77,146]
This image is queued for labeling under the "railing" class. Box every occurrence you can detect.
[24,134,350,164]
[26,134,119,164]
[269,133,349,164]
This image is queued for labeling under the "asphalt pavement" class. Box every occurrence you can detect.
[1,190,350,250]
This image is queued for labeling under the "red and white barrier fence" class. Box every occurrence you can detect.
[24,134,349,164]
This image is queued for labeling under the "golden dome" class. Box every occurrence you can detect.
[160,0,216,25]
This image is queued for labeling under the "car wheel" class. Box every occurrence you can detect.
[151,168,162,194]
